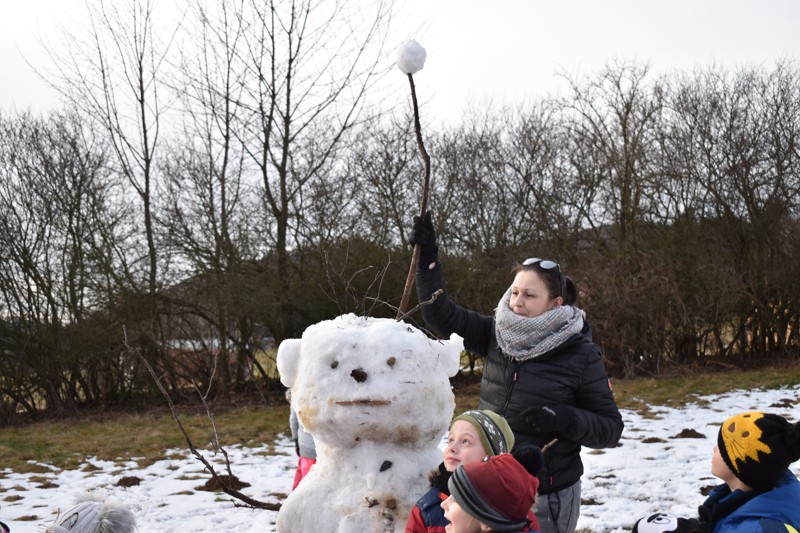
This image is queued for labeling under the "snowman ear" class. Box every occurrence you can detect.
[277,338,302,387]
[441,334,464,378]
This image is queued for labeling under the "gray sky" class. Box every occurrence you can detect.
[2,0,799,125]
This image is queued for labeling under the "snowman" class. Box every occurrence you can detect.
[276,313,462,533]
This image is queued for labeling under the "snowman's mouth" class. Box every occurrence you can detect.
[334,399,392,406]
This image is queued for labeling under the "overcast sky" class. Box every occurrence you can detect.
[2,0,799,125]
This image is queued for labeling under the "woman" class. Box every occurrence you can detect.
[410,212,623,533]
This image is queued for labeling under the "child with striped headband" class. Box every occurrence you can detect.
[406,409,540,533]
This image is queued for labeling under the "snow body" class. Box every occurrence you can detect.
[276,313,462,533]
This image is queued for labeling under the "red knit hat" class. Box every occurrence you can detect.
[448,453,539,532]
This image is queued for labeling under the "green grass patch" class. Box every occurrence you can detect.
[1,363,799,474]
[611,362,800,411]
[0,404,290,473]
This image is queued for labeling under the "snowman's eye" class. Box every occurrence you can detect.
[331,360,339,369]
[386,357,396,367]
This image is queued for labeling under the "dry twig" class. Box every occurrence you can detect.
[542,438,559,453]
[396,72,431,319]
[395,288,443,322]
[123,326,280,510]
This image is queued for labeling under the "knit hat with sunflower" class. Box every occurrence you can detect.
[717,411,800,491]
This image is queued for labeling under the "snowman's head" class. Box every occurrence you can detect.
[277,314,462,446]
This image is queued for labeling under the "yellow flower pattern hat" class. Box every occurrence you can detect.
[717,411,800,491]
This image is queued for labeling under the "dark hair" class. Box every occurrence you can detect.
[511,261,578,306]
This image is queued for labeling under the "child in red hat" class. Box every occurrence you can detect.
[406,410,540,533]
[441,447,543,533]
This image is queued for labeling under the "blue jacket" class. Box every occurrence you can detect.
[406,486,449,533]
[702,470,800,533]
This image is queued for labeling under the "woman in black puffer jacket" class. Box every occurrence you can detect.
[410,212,624,533]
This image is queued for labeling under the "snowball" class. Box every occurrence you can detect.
[397,39,426,75]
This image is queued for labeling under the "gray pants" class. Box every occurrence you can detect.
[533,480,581,533]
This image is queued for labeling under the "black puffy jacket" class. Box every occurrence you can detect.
[416,259,624,495]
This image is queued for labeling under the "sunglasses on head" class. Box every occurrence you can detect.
[522,257,565,299]
[522,257,559,270]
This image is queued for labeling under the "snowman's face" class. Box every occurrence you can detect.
[287,315,458,446]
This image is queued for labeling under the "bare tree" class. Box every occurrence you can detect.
[38,0,192,402]
[667,63,800,359]
[158,0,260,395]
[348,114,419,247]
[0,111,132,413]
[561,61,666,249]
[233,0,395,339]
[43,0,182,302]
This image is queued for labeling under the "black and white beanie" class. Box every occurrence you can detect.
[452,410,515,456]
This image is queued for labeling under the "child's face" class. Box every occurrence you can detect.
[441,495,483,533]
[711,445,737,485]
[444,420,490,472]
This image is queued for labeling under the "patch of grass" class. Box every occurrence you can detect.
[611,362,800,411]
[0,404,290,473]
[1,363,799,475]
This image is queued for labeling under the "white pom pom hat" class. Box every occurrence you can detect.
[48,491,136,533]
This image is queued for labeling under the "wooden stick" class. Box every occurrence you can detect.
[542,438,559,453]
[335,400,392,406]
[396,72,431,319]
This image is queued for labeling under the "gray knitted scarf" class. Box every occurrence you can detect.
[495,286,586,361]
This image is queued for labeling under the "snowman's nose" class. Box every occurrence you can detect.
[350,368,367,382]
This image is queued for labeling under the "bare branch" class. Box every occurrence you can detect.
[395,288,442,323]
[396,71,431,318]
[123,325,280,511]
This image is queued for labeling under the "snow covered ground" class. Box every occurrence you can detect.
[1,384,799,533]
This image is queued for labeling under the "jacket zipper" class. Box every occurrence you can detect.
[501,358,519,416]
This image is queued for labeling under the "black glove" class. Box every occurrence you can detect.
[520,405,569,434]
[294,438,300,457]
[409,211,438,259]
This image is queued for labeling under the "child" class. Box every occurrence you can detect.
[46,490,136,533]
[405,409,537,533]
[633,411,800,533]
[442,449,542,533]
[286,387,317,490]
